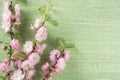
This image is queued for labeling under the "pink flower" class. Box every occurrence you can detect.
[34,44,47,55]
[49,49,60,65]
[28,53,40,65]
[34,18,41,28]
[14,4,21,21]
[35,27,48,42]
[55,58,65,74]
[41,62,50,75]
[11,39,20,52]
[12,60,22,68]
[23,41,33,55]
[2,1,12,32]
[21,60,34,71]
[26,70,36,79]
[10,69,25,80]
[63,50,69,62]
[4,1,10,9]
[0,59,10,73]
[31,18,41,30]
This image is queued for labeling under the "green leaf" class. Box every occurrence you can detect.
[47,15,58,26]
[11,51,17,58]
[38,5,49,17]
[32,39,36,45]
[18,53,27,60]
[47,19,58,26]
[56,38,65,48]
[9,70,14,74]
[65,44,75,48]
[14,21,21,25]
[56,37,75,49]
[50,66,55,71]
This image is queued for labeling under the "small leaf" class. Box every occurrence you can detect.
[56,38,65,48]
[38,5,49,17]
[11,51,17,58]
[14,21,21,25]
[50,66,55,71]
[37,41,45,46]
[47,19,58,26]
[47,15,58,26]
[56,37,75,49]
[9,70,14,74]
[18,53,27,60]
[65,44,75,48]
[32,39,36,45]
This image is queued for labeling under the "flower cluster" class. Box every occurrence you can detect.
[0,59,10,73]
[0,1,70,80]
[1,1,21,32]
[10,18,47,80]
[41,49,69,80]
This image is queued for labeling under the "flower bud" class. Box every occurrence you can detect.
[2,45,7,50]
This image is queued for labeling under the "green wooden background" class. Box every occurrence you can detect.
[1,0,120,80]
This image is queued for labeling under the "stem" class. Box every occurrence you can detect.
[42,14,47,26]
[41,4,52,27]
[5,28,14,77]
[8,28,14,64]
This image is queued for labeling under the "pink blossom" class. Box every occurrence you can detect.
[4,1,10,9]
[0,59,10,73]
[23,41,33,55]
[35,27,48,42]
[31,18,41,30]
[12,60,22,68]
[21,60,34,71]
[11,39,20,52]
[28,53,40,65]
[2,1,12,32]
[14,4,21,21]
[63,50,69,62]
[10,69,25,80]
[17,60,22,68]
[34,18,41,28]
[41,62,50,75]
[26,70,36,79]
[34,44,47,55]
[49,49,60,65]
[55,58,65,74]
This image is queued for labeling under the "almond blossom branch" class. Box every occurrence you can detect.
[0,0,21,79]
[41,49,69,80]
[0,1,71,80]
[37,2,70,80]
